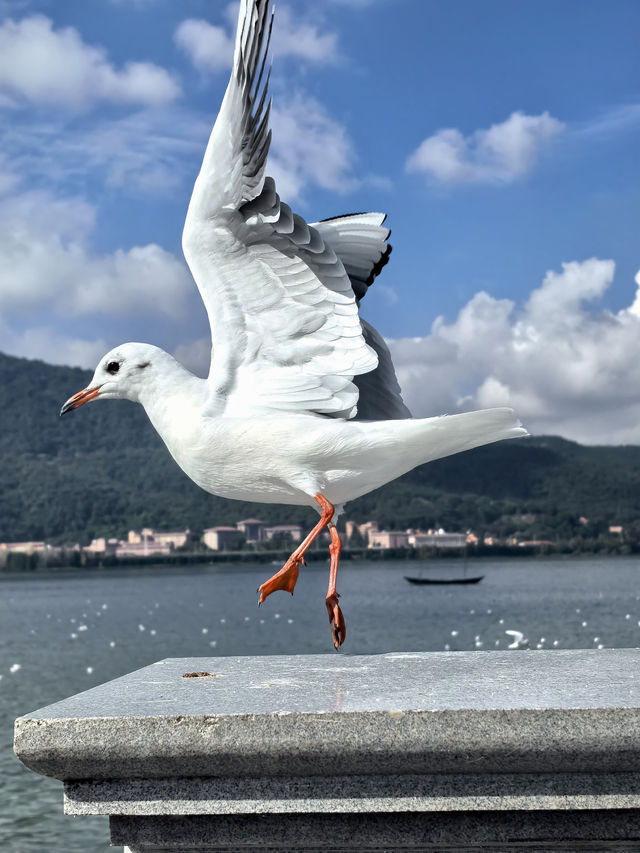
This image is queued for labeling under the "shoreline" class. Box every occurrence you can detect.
[1,542,638,574]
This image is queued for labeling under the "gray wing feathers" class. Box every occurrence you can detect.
[234,0,273,204]
[308,214,410,419]
[240,177,357,306]
[353,319,412,420]
[183,0,274,226]
[311,213,392,302]
[238,183,409,420]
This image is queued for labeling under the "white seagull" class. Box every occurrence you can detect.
[505,630,530,649]
[61,0,526,648]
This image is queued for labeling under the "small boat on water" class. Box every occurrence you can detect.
[404,551,483,585]
[404,575,484,585]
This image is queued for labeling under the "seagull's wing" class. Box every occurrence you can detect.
[182,0,377,419]
[311,212,393,304]
[352,319,412,419]
[312,213,412,419]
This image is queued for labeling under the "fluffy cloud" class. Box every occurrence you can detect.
[0,188,192,318]
[2,91,354,204]
[56,109,208,194]
[407,111,565,184]
[0,321,109,371]
[0,178,198,368]
[2,106,212,199]
[0,15,180,110]
[174,18,234,73]
[389,259,640,444]
[269,95,355,200]
[175,5,338,72]
[173,337,211,377]
[271,6,338,63]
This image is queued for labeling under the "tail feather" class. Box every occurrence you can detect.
[416,407,528,466]
[323,407,527,507]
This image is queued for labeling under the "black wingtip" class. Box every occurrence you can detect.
[365,242,392,287]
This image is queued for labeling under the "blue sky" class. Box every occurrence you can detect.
[1,0,639,442]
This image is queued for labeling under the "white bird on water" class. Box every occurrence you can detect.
[61,0,526,648]
[505,630,530,649]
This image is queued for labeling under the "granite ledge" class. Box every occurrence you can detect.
[14,650,640,782]
[64,771,640,816]
[110,810,640,851]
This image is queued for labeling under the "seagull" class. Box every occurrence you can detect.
[61,0,526,648]
[505,630,530,649]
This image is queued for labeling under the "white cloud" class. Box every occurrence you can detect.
[2,106,212,199]
[0,175,200,368]
[0,15,180,110]
[0,322,109,370]
[269,95,355,200]
[0,187,192,318]
[389,258,640,444]
[576,102,640,140]
[175,5,338,72]
[2,92,356,204]
[63,109,208,194]
[173,337,210,377]
[174,18,234,73]
[407,111,565,184]
[271,6,338,63]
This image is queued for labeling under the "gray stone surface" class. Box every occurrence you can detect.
[13,650,640,781]
[110,810,640,851]
[64,772,640,815]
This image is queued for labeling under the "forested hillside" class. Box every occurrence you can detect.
[1,351,640,545]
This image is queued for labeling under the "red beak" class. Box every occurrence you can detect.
[60,386,101,415]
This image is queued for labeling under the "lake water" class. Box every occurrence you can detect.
[2,555,640,851]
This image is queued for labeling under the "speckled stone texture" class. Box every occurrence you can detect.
[112,811,640,851]
[14,650,640,850]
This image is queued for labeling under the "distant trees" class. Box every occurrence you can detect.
[2,352,640,547]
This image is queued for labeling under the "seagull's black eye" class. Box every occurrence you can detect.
[106,361,120,375]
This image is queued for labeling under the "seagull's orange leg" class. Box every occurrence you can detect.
[326,524,346,649]
[257,494,334,603]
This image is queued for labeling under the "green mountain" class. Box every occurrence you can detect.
[1,351,639,545]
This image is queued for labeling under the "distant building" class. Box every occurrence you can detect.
[344,520,357,540]
[203,526,244,551]
[128,528,151,544]
[116,540,172,557]
[84,537,119,556]
[84,536,174,557]
[609,526,624,536]
[345,520,379,543]
[0,541,48,554]
[127,528,190,549]
[263,524,303,543]
[236,518,265,543]
[368,530,411,549]
[408,530,466,549]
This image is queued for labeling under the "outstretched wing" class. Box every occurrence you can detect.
[312,213,412,420]
[182,0,377,419]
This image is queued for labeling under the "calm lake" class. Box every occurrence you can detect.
[2,556,640,851]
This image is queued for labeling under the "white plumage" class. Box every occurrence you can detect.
[61,0,527,648]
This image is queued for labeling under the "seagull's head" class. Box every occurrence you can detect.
[60,342,165,415]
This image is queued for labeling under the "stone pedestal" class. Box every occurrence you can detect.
[14,650,640,850]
